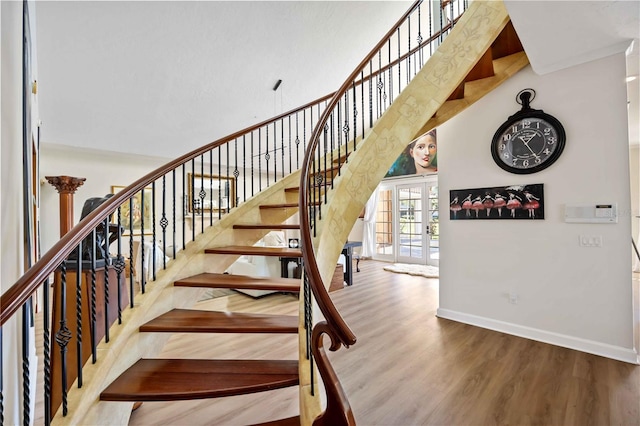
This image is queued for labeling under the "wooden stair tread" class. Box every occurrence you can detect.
[233,224,300,230]
[140,309,298,334]
[284,178,334,192]
[205,246,302,257]
[174,273,300,292]
[100,359,299,402]
[259,202,319,209]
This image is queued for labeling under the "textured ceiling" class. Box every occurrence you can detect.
[35,1,639,160]
[35,1,413,159]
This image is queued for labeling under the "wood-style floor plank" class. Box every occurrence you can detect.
[127,260,639,426]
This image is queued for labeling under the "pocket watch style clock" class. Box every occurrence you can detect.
[491,88,566,174]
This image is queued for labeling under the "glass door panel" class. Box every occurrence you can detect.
[397,185,425,264]
[375,188,394,260]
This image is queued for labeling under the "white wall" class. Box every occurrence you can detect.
[437,53,637,363]
[39,145,169,252]
[630,145,639,270]
[1,1,37,423]
[39,145,270,255]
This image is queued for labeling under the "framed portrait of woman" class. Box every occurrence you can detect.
[385,128,438,178]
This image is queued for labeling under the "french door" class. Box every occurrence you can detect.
[374,178,439,265]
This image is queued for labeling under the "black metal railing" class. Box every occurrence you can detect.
[298,0,467,414]
[0,1,467,424]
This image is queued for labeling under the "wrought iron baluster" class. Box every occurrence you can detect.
[181,164,186,251]
[258,129,262,192]
[305,108,309,153]
[330,110,336,186]
[161,176,168,268]
[418,4,424,67]
[361,71,365,143]
[190,159,195,243]
[226,141,231,213]
[200,158,205,234]
[251,133,255,197]
[439,0,444,43]
[281,118,285,179]
[103,218,110,344]
[368,60,373,129]
[234,138,239,209]
[55,260,71,416]
[74,243,83,387]
[43,276,51,425]
[210,149,214,226]
[378,50,383,118]
[288,117,292,174]
[151,181,157,280]
[323,120,329,201]
[337,96,343,171]
[140,189,146,291]
[90,231,97,362]
[218,147,222,220]
[408,13,412,81]
[341,92,348,165]
[128,204,134,307]
[114,213,124,320]
[295,113,301,170]
[172,169,177,259]
[450,0,455,29]
[352,81,357,154]
[388,40,394,104]
[22,300,31,425]
[242,135,247,203]
[429,1,433,56]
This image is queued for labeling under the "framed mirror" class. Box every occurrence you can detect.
[187,173,236,213]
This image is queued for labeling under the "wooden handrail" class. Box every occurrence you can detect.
[299,0,423,348]
[0,0,462,327]
[0,98,332,325]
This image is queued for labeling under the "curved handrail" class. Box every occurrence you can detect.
[1,1,468,423]
[311,322,356,426]
[0,78,370,326]
[0,0,463,326]
[299,0,423,348]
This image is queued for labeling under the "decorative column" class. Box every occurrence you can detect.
[45,175,86,237]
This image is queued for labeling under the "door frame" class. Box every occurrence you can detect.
[373,175,439,266]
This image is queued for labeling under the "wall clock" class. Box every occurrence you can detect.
[491,88,566,174]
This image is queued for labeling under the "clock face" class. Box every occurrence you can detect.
[491,112,565,174]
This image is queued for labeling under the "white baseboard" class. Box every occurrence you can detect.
[436,308,640,365]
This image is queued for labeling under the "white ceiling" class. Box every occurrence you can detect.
[35,1,639,160]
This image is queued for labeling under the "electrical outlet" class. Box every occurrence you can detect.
[509,291,518,304]
[579,235,603,247]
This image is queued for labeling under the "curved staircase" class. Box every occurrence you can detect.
[0,1,531,425]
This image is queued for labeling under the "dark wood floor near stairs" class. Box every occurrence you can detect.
[128,260,639,426]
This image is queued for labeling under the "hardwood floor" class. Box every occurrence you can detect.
[126,260,639,426]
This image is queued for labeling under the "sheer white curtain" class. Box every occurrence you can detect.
[361,186,380,258]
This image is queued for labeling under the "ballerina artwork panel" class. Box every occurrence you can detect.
[449,184,544,220]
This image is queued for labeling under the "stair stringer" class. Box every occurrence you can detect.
[309,1,513,286]
[52,172,305,425]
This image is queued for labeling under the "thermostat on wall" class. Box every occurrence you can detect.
[564,204,618,223]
